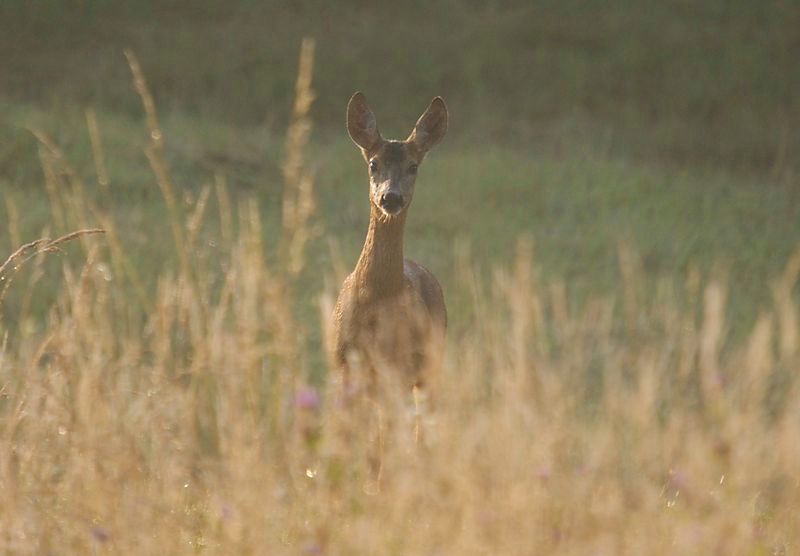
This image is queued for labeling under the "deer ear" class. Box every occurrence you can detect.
[408,97,448,154]
[347,92,381,151]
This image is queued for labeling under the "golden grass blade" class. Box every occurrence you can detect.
[281,37,317,277]
[0,228,106,309]
[85,107,110,189]
[124,49,163,150]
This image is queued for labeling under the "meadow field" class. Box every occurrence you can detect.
[1,1,800,553]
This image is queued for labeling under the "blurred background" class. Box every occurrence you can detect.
[4,1,798,160]
[1,0,799,344]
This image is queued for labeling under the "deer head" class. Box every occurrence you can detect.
[346,92,448,218]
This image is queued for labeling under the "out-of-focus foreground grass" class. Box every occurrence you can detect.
[1,1,800,553]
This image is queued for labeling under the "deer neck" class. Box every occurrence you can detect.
[354,204,407,298]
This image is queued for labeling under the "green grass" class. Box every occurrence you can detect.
[2,99,798,371]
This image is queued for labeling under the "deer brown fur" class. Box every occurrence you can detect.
[332,92,448,392]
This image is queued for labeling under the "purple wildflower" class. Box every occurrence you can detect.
[90,526,110,543]
[294,388,320,410]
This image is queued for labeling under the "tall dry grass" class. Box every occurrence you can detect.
[1,43,799,555]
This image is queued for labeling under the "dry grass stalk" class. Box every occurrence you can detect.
[30,127,95,236]
[124,48,163,150]
[94,212,152,312]
[281,37,317,276]
[4,193,21,248]
[0,228,106,308]
[126,49,190,279]
[0,229,106,279]
[36,147,67,232]
[214,174,233,246]
[187,184,212,250]
[85,107,110,189]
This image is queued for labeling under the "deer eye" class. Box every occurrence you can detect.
[369,159,378,173]
[408,163,418,174]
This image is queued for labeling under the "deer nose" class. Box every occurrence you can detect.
[380,191,404,213]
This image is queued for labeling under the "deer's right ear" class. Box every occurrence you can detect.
[347,92,381,152]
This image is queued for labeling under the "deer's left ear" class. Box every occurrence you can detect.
[407,97,448,154]
[347,92,382,152]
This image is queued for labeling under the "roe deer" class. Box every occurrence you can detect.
[332,92,448,394]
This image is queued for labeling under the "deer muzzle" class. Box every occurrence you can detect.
[379,190,404,214]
